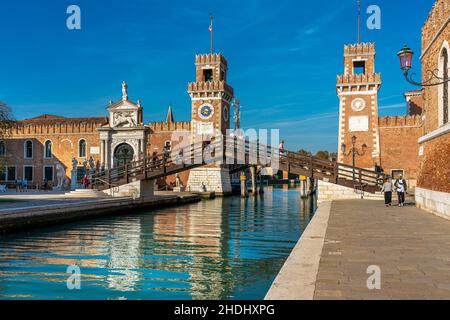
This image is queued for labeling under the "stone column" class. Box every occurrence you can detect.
[100,140,105,168]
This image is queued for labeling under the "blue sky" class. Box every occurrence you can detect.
[0,0,434,152]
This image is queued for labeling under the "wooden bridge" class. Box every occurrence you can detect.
[90,138,387,194]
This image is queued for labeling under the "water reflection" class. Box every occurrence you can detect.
[0,187,316,300]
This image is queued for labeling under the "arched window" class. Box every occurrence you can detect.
[0,141,5,157]
[24,140,33,159]
[44,140,52,159]
[442,48,449,125]
[79,139,87,158]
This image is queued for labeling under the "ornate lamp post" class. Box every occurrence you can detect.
[341,136,367,181]
[397,44,450,86]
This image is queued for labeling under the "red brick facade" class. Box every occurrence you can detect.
[417,0,450,194]
[337,43,423,186]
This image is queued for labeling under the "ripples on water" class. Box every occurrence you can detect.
[0,187,316,300]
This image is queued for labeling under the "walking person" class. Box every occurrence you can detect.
[381,177,393,207]
[17,178,23,192]
[23,178,28,192]
[82,175,89,189]
[395,174,407,207]
[279,140,285,157]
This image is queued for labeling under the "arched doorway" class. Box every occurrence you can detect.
[114,143,134,167]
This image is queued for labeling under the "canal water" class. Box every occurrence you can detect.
[0,187,316,300]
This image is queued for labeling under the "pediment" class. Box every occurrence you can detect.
[108,99,140,111]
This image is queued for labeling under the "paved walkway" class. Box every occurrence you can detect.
[315,200,450,300]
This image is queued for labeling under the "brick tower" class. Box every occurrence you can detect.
[337,43,382,169]
[186,53,234,195]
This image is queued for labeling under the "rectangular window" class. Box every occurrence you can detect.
[24,166,33,181]
[203,69,213,82]
[391,169,404,180]
[7,167,16,181]
[0,169,5,181]
[353,60,366,75]
[44,166,54,182]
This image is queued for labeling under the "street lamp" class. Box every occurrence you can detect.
[341,136,367,181]
[397,44,450,87]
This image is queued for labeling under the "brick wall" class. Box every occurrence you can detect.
[147,121,191,188]
[378,116,423,186]
[2,116,105,186]
[419,0,450,194]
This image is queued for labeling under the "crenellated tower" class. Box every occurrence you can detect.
[337,43,382,169]
[187,53,234,195]
[188,53,234,140]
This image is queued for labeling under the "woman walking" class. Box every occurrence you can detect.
[381,177,393,207]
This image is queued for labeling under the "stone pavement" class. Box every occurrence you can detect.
[315,200,450,300]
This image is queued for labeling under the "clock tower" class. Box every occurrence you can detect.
[186,53,234,195]
[337,43,382,169]
[188,54,233,139]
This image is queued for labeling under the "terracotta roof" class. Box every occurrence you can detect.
[20,114,108,125]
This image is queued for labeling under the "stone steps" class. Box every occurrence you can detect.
[65,189,111,198]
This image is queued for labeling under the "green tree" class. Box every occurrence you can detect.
[315,150,330,160]
[297,149,312,157]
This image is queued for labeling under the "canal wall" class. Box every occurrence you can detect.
[265,201,332,300]
[0,193,200,235]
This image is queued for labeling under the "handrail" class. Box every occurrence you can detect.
[89,134,387,193]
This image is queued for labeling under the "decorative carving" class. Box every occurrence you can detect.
[113,111,137,128]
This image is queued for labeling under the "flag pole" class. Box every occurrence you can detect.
[357,0,361,43]
[210,13,214,54]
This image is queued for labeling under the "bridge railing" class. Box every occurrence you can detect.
[89,134,388,192]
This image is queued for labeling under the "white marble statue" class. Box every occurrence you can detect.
[72,157,78,172]
[89,156,95,173]
[122,81,128,101]
[55,162,66,191]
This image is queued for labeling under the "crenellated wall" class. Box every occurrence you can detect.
[378,115,423,127]
[147,121,191,133]
[378,115,424,187]
[1,116,106,186]
[422,0,450,56]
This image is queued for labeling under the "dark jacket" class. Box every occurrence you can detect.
[394,179,407,192]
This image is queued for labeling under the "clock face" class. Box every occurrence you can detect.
[351,98,366,112]
[198,104,214,120]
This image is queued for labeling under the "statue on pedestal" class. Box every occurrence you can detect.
[54,162,66,191]
[70,157,78,191]
[88,156,95,174]
[173,173,185,192]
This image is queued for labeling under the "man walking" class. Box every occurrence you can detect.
[394,174,407,207]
